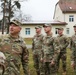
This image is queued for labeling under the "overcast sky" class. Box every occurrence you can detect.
[20,0,59,22]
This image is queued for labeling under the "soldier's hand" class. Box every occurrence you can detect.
[40,58,43,62]
[71,61,75,68]
[50,61,55,66]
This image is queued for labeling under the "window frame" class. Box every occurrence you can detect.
[66,28,70,34]
[55,28,59,34]
[25,28,30,35]
[69,15,74,22]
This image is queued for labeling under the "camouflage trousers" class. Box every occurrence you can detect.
[57,51,66,72]
[0,69,3,75]
[73,59,76,75]
[33,54,41,75]
[3,64,29,75]
[0,64,5,75]
[3,67,20,75]
[3,61,21,75]
[41,62,57,75]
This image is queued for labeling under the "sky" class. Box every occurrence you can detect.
[20,0,59,22]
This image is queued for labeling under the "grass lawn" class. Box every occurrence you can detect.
[28,49,36,75]
[24,38,32,45]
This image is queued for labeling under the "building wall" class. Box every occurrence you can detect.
[20,24,46,38]
[52,25,66,37]
[54,4,64,21]
[64,13,76,37]
[54,4,76,37]
[20,25,35,38]
[20,24,67,38]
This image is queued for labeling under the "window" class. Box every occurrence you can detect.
[69,15,74,22]
[25,28,30,35]
[66,28,69,34]
[55,28,59,34]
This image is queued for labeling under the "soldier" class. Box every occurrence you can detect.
[32,25,44,75]
[0,19,29,75]
[70,24,76,75]
[57,27,69,75]
[42,23,60,75]
[0,52,6,75]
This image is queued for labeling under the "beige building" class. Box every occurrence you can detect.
[21,0,76,38]
[20,21,67,38]
[53,0,76,37]
[20,22,45,38]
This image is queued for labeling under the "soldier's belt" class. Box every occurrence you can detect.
[34,47,42,49]
[35,48,42,49]
[60,51,66,53]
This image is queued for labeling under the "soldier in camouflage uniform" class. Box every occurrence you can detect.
[41,23,60,75]
[32,25,44,75]
[70,24,76,75]
[0,19,29,75]
[56,27,69,75]
[0,52,6,75]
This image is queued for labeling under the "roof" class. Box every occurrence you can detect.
[11,18,53,24]
[22,21,53,25]
[22,20,67,25]
[51,20,67,25]
[59,1,76,13]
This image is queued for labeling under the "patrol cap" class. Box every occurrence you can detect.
[43,23,52,27]
[58,27,64,30]
[35,25,42,29]
[10,19,21,26]
[73,24,76,27]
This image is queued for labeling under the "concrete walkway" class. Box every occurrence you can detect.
[26,45,32,49]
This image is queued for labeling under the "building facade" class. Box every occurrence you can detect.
[53,0,76,37]
[20,21,67,38]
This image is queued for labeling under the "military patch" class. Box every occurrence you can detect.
[12,44,22,54]
[0,43,12,53]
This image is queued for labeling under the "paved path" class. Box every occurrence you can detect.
[26,45,32,49]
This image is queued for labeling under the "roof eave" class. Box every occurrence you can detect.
[51,23,67,25]
[63,11,76,13]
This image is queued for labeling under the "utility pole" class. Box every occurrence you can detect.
[2,0,6,34]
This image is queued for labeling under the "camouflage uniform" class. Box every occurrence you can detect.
[0,51,6,75]
[70,33,76,74]
[42,33,60,75]
[70,25,76,74]
[0,36,5,75]
[32,26,44,75]
[57,28,69,73]
[0,19,29,75]
[0,34,29,75]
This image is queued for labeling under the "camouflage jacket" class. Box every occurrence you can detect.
[42,34,60,62]
[70,34,76,61]
[0,34,29,75]
[57,34,69,52]
[32,34,44,55]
